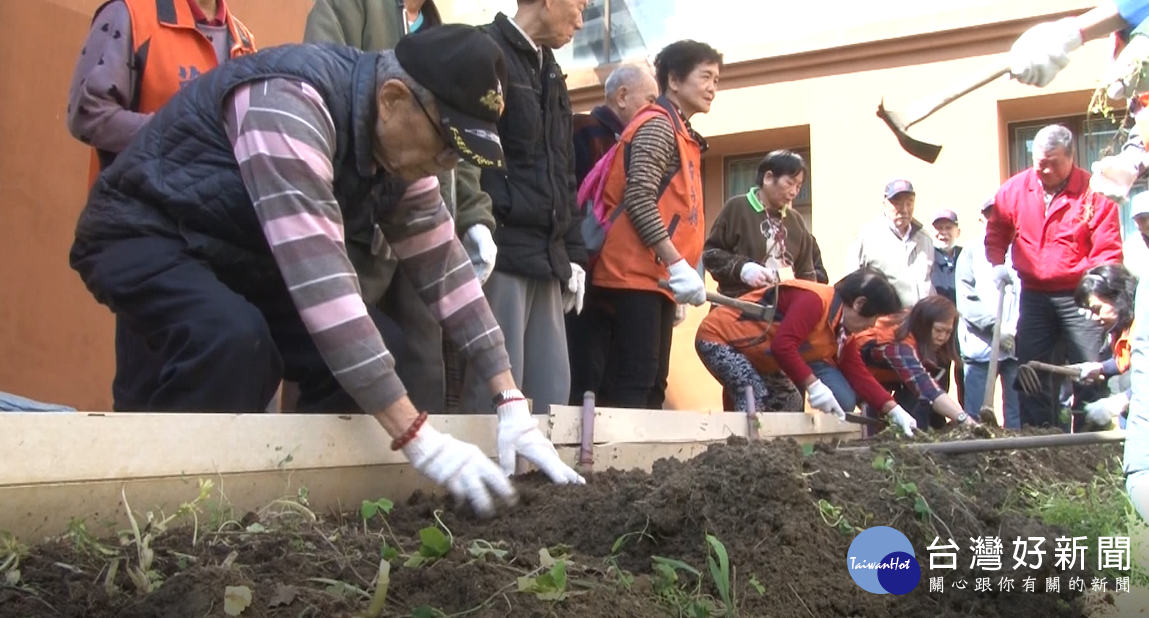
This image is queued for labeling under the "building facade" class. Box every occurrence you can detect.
[0,0,1133,411]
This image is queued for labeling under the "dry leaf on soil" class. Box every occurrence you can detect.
[223,585,253,616]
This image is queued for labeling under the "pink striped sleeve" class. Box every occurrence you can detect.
[233,130,334,182]
[262,212,344,246]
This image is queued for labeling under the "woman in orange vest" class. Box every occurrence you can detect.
[1073,263,1138,428]
[855,295,977,431]
[591,40,723,409]
[66,0,255,411]
[695,267,921,436]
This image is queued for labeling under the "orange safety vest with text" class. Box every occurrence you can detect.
[695,279,844,375]
[1112,320,1134,374]
[852,314,922,388]
[86,0,256,188]
[591,99,705,302]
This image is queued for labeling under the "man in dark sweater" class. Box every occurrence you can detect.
[566,62,658,405]
[459,2,589,414]
[931,209,965,406]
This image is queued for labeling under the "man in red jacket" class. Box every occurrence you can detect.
[985,124,1124,428]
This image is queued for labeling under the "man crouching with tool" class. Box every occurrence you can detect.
[67,25,584,518]
[1004,0,1149,520]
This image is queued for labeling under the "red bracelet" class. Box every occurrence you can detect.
[391,412,429,451]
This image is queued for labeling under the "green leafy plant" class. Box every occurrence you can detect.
[360,498,394,535]
[705,535,735,617]
[517,560,571,601]
[404,513,453,568]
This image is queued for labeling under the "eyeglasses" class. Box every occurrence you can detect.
[411,94,461,167]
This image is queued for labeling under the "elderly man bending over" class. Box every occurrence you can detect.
[67,26,583,516]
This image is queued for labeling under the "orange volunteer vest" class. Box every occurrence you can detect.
[87,0,256,187]
[852,314,921,388]
[695,279,844,375]
[592,99,705,302]
[1112,321,1134,374]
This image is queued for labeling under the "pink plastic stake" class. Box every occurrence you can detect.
[744,385,759,441]
[579,391,596,471]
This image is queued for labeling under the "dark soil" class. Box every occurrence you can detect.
[0,428,1127,618]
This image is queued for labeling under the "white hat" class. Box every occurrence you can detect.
[1132,192,1149,218]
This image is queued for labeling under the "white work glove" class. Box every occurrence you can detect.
[673,304,688,327]
[887,405,918,438]
[999,330,1016,355]
[739,262,776,288]
[992,264,1014,290]
[563,264,585,315]
[806,379,845,420]
[1090,155,1141,201]
[667,259,707,306]
[1084,393,1129,427]
[1104,33,1149,100]
[1008,17,1083,87]
[495,390,586,484]
[402,424,517,518]
[1068,361,1105,383]
[463,224,497,285]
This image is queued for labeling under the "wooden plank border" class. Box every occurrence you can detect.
[0,407,858,541]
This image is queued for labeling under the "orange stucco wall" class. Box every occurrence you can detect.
[0,0,1121,413]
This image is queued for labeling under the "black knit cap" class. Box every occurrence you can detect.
[395,24,508,170]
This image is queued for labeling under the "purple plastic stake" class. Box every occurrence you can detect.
[743,385,759,441]
[579,391,595,471]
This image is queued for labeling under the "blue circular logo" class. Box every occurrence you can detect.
[846,526,921,595]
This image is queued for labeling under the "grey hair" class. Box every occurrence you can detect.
[1032,124,1075,156]
[604,62,653,100]
[375,50,435,107]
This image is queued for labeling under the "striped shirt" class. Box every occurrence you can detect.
[620,114,681,247]
[223,78,510,412]
[865,342,946,404]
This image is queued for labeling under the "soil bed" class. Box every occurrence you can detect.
[0,427,1134,618]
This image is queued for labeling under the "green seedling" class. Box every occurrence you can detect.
[0,531,28,586]
[120,479,213,594]
[360,498,394,535]
[817,499,856,536]
[650,556,716,618]
[360,498,394,523]
[410,606,446,618]
[404,519,452,568]
[894,481,932,520]
[466,539,508,562]
[748,575,765,596]
[517,560,573,602]
[66,517,119,558]
[705,535,735,617]
[871,453,894,472]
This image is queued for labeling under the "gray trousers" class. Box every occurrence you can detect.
[461,270,570,414]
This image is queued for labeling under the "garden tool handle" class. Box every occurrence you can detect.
[657,280,770,318]
[1025,361,1086,377]
[981,279,1008,420]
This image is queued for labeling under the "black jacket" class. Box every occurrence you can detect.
[71,44,406,283]
[480,13,586,282]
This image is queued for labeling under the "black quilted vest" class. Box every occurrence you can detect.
[71,43,406,276]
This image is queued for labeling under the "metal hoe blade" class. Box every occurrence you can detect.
[877,99,942,164]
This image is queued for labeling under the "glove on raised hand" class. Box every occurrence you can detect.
[1008,17,1083,87]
